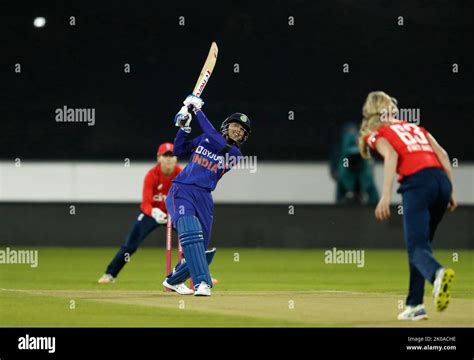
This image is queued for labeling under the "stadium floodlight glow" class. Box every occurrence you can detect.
[33,17,46,28]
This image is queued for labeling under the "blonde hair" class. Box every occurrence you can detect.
[358,91,398,159]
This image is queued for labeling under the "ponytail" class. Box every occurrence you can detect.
[358,91,398,159]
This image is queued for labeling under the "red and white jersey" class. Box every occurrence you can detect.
[366,121,442,181]
[140,164,182,216]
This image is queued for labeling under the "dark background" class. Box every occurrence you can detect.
[2,0,473,161]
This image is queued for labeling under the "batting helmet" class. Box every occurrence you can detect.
[220,113,251,145]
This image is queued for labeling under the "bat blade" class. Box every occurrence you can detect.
[192,42,218,97]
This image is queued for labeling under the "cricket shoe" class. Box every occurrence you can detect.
[433,268,455,312]
[194,281,211,296]
[397,305,428,321]
[162,279,194,295]
[98,274,115,284]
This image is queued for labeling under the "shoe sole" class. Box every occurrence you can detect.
[98,279,115,284]
[397,314,428,321]
[162,281,194,295]
[434,268,455,312]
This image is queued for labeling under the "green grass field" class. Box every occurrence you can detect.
[0,247,472,327]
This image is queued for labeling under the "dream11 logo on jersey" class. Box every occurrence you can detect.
[153,184,166,202]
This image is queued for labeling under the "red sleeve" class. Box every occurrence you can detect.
[366,130,383,150]
[140,169,155,216]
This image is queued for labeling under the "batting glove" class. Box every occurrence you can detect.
[183,94,204,112]
[174,105,192,129]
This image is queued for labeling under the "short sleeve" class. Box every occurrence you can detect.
[366,131,381,150]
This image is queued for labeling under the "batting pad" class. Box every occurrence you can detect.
[176,216,213,288]
[166,248,217,286]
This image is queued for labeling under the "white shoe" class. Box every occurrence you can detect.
[433,268,455,312]
[194,281,211,296]
[397,305,428,321]
[162,279,194,295]
[98,274,115,284]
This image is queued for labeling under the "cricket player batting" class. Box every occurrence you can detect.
[98,143,182,285]
[162,94,251,296]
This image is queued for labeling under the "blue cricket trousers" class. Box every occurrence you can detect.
[106,213,159,277]
[397,167,452,306]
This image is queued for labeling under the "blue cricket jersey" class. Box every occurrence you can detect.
[172,110,242,191]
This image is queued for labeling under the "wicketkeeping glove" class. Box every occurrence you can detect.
[151,208,167,224]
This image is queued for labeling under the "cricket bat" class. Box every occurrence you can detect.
[176,42,218,127]
[192,41,219,97]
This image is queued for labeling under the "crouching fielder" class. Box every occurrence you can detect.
[98,143,182,285]
[359,91,457,320]
[163,95,251,296]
